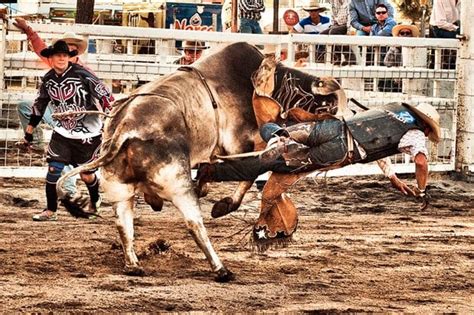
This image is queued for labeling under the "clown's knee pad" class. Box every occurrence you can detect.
[46,161,65,183]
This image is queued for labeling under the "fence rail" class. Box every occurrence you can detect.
[0,21,460,178]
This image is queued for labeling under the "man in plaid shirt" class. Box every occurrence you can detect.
[239,0,265,34]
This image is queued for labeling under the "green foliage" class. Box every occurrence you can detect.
[394,0,432,23]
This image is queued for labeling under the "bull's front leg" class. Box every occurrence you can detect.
[211,135,267,218]
[173,193,234,282]
[115,197,144,276]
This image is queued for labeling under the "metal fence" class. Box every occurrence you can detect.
[0,21,460,177]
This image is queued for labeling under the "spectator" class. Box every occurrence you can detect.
[291,1,330,34]
[22,40,114,221]
[371,4,397,36]
[320,0,350,35]
[349,0,395,36]
[384,24,420,67]
[319,0,357,65]
[429,0,460,38]
[174,41,209,65]
[294,49,310,67]
[291,1,330,62]
[239,0,265,34]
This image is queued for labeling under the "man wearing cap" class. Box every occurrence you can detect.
[291,1,331,34]
[174,41,209,65]
[21,40,114,221]
[349,0,395,35]
[197,102,440,206]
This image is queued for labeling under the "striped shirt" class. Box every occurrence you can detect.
[239,0,265,21]
[398,129,429,158]
[293,15,331,34]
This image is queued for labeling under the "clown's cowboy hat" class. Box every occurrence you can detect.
[53,32,88,55]
[303,0,327,12]
[180,41,209,50]
[392,24,420,37]
[405,103,441,143]
[40,40,78,58]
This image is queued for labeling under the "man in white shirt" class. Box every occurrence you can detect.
[430,0,460,38]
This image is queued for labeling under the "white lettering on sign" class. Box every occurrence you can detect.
[386,110,415,124]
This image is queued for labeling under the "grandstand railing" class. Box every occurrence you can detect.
[0,22,460,178]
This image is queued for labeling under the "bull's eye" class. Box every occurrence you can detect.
[318,82,324,87]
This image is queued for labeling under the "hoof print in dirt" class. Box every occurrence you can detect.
[12,197,39,208]
[124,266,145,277]
[215,267,235,282]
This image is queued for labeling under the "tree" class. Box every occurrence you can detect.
[394,0,432,23]
[75,0,95,24]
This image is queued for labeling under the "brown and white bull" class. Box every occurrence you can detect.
[57,42,345,282]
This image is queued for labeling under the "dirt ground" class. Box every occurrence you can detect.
[0,174,472,312]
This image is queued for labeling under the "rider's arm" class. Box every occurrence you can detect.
[398,129,430,194]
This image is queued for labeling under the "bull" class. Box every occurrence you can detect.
[57,42,345,282]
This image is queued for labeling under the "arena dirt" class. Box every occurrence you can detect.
[0,175,472,312]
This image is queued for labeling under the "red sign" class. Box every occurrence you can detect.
[283,9,299,27]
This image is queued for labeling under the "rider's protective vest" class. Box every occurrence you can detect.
[345,102,425,163]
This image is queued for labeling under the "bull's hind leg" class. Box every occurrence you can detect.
[173,193,234,282]
[115,197,143,276]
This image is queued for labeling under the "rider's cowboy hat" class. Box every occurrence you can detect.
[261,44,288,56]
[405,103,441,143]
[303,0,327,12]
[392,24,420,37]
[40,40,78,58]
[53,32,88,55]
[180,41,209,51]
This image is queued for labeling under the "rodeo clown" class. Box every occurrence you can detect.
[198,102,440,207]
[21,40,114,221]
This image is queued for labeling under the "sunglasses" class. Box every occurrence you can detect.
[399,31,412,36]
[375,11,387,15]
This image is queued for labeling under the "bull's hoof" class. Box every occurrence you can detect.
[196,182,210,198]
[215,267,235,283]
[211,197,240,218]
[123,265,145,276]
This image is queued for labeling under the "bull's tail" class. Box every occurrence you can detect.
[57,124,129,218]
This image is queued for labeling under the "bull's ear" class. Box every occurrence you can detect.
[252,93,282,127]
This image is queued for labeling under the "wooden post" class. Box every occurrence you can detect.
[455,0,474,176]
[231,0,238,32]
[75,0,95,24]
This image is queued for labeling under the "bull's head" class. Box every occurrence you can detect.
[311,77,349,118]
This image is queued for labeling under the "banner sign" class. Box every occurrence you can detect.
[165,2,222,32]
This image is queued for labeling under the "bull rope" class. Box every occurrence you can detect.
[51,92,166,120]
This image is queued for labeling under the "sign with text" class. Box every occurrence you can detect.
[165,2,222,32]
